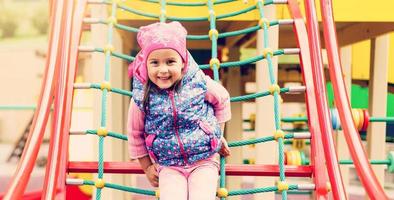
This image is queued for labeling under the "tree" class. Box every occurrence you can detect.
[31,5,49,35]
[0,8,18,38]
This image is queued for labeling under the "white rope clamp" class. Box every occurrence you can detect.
[66,178,84,185]
[293,132,311,139]
[278,19,294,25]
[87,0,106,4]
[160,9,166,18]
[273,0,288,4]
[298,184,316,190]
[283,48,300,55]
[288,86,306,94]
[69,130,87,135]
[208,10,216,21]
[74,83,91,89]
[83,18,101,24]
[78,46,95,52]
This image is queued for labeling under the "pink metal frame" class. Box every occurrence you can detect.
[288,0,347,198]
[301,0,348,199]
[42,0,87,199]
[319,0,388,199]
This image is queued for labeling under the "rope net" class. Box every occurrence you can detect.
[66,0,392,199]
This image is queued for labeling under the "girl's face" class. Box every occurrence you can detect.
[147,49,184,89]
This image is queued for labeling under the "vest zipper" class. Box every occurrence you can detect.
[169,90,188,165]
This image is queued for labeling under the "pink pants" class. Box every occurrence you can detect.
[158,160,219,200]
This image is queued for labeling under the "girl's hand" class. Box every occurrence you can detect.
[219,137,230,157]
[145,164,159,187]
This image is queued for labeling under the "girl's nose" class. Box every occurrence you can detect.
[158,65,169,73]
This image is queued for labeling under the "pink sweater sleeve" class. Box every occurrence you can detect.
[127,99,148,159]
[205,76,232,123]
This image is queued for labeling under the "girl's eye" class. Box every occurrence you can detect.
[150,61,158,65]
[167,60,176,65]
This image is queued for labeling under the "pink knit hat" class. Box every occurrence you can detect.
[128,22,188,84]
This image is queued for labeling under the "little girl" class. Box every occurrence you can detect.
[127,21,231,200]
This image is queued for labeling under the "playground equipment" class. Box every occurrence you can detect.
[1,0,392,199]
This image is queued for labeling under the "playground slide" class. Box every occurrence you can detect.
[288,0,346,198]
[319,0,388,199]
[42,0,87,199]
[2,0,86,199]
[2,0,63,199]
[290,0,388,199]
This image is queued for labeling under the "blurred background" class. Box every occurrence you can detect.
[0,0,49,194]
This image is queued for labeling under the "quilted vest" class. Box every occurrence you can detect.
[132,54,221,166]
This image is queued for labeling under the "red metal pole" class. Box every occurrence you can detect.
[301,0,347,199]
[42,0,87,199]
[42,0,73,199]
[286,2,331,199]
[68,162,314,177]
[319,0,388,199]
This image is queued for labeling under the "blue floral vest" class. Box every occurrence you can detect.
[132,53,222,166]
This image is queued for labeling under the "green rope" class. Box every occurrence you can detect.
[117,0,277,21]
[230,87,289,102]
[339,159,391,165]
[283,135,394,144]
[219,156,226,200]
[141,0,235,6]
[94,45,284,69]
[208,0,219,81]
[86,130,128,140]
[0,105,39,110]
[94,47,134,62]
[117,3,257,22]
[90,83,133,97]
[370,117,394,122]
[199,49,284,69]
[95,2,118,199]
[281,117,308,122]
[229,133,294,147]
[111,87,133,97]
[138,0,279,7]
[205,1,227,199]
[119,5,256,21]
[159,0,166,22]
[281,116,394,123]
[114,23,139,33]
[304,158,391,166]
[91,83,290,103]
[98,136,105,178]
[96,136,104,200]
[255,0,287,199]
[229,184,298,196]
[112,20,279,40]
[85,131,298,148]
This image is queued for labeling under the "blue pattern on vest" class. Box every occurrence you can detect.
[132,53,222,166]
